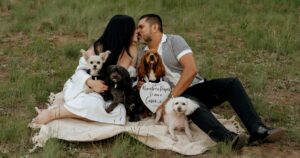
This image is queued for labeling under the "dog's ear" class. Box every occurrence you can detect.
[185,98,199,115]
[80,49,89,61]
[155,54,166,78]
[121,67,132,85]
[120,66,130,79]
[138,53,148,79]
[100,50,111,62]
[106,65,113,73]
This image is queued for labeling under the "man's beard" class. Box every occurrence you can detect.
[138,35,152,44]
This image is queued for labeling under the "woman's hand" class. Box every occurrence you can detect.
[86,78,108,93]
[131,29,138,45]
[136,80,145,90]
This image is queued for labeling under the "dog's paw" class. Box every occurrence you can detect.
[154,119,164,125]
[168,129,178,141]
[105,109,113,113]
[171,135,178,141]
[105,107,113,113]
[187,135,193,142]
[128,114,140,122]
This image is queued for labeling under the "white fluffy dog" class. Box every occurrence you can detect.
[156,97,200,141]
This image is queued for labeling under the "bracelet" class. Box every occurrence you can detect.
[168,93,174,99]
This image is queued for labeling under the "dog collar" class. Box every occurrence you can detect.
[91,76,99,80]
[143,76,163,83]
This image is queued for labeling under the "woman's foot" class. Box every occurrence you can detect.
[32,107,52,124]
[34,107,45,114]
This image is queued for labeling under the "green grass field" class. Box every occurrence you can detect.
[0,0,299,157]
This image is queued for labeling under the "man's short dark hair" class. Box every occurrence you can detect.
[139,14,163,32]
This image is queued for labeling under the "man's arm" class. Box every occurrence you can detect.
[171,53,198,97]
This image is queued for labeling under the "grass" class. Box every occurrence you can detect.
[0,0,299,157]
[210,142,234,157]
[111,133,151,158]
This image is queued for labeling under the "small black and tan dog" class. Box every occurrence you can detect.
[102,65,140,122]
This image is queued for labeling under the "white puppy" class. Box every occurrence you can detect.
[156,97,199,141]
[81,49,110,93]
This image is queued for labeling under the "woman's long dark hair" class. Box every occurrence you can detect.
[94,15,135,72]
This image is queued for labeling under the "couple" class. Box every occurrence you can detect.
[33,14,284,150]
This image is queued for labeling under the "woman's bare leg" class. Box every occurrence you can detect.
[33,105,92,124]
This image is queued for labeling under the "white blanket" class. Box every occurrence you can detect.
[29,92,245,155]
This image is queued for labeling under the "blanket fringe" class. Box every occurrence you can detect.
[28,92,57,153]
[29,125,51,153]
[46,92,56,108]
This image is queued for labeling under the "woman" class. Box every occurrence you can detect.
[33,15,138,125]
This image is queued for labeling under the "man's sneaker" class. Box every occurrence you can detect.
[248,126,285,145]
[231,134,248,150]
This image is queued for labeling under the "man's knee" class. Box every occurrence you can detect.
[227,77,239,82]
[187,104,207,119]
[228,77,242,88]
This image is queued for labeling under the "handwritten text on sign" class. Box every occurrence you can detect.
[139,81,171,113]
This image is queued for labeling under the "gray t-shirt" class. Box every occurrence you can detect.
[138,34,204,87]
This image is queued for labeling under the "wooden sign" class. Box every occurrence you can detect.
[139,81,171,113]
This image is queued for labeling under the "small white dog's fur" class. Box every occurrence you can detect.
[80,49,110,93]
[157,97,199,141]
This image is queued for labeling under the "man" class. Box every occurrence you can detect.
[136,14,285,150]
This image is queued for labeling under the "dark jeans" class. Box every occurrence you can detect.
[183,77,264,141]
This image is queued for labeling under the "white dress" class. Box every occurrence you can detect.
[63,57,136,125]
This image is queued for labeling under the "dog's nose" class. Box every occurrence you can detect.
[93,65,97,69]
[150,54,155,61]
[111,73,120,80]
[177,107,182,112]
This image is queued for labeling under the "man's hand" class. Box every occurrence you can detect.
[86,78,108,93]
[155,98,170,124]
[171,53,198,97]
